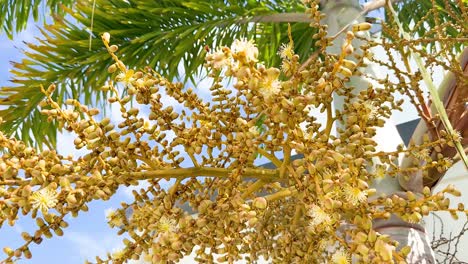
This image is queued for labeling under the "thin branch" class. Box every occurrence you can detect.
[132,155,159,169]
[257,148,282,168]
[324,102,334,138]
[279,144,291,179]
[241,180,266,199]
[188,152,200,167]
[431,213,468,263]
[129,167,280,182]
[264,187,297,201]
[291,204,304,227]
[0,179,28,186]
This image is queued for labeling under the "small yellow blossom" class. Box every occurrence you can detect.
[106,208,123,227]
[102,32,110,43]
[321,168,334,179]
[116,69,135,87]
[30,188,58,213]
[134,78,145,88]
[318,239,334,250]
[198,119,213,129]
[278,42,294,59]
[206,48,230,69]
[236,117,248,126]
[439,157,452,170]
[260,80,281,98]
[112,249,125,259]
[231,39,258,63]
[280,60,293,75]
[249,126,260,137]
[363,101,378,119]
[374,165,387,179]
[157,216,178,233]
[194,113,213,128]
[331,249,350,264]
[143,120,151,131]
[259,67,281,98]
[375,239,395,261]
[411,148,429,160]
[450,130,462,142]
[344,186,367,206]
[308,204,331,227]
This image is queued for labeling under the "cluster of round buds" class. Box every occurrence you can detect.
[1,5,467,262]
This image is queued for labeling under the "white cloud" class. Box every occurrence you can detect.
[64,230,122,261]
[64,224,151,263]
[120,180,151,200]
[191,70,214,100]
[159,93,180,109]
[110,97,126,124]
[64,231,107,258]
[56,130,88,157]
[12,223,24,234]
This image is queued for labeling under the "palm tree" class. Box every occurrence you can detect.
[0,0,464,148]
[0,1,466,262]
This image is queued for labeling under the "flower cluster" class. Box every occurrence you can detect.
[0,1,466,263]
[205,38,282,99]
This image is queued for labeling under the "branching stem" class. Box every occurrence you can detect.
[241,180,266,199]
[264,187,297,202]
[129,167,280,182]
[257,148,282,168]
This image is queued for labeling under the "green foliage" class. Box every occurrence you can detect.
[0,0,73,38]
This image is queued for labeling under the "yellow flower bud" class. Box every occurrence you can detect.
[107,64,117,74]
[400,245,411,256]
[342,43,354,55]
[3,247,14,256]
[352,22,372,32]
[338,66,353,77]
[356,243,369,255]
[355,231,368,243]
[248,217,258,226]
[253,197,268,209]
[102,32,110,43]
[423,186,431,196]
[342,59,357,70]
[109,45,119,52]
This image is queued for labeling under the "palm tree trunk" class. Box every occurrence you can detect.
[242,0,404,23]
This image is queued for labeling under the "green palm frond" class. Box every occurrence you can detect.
[1,0,317,147]
[0,0,73,38]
